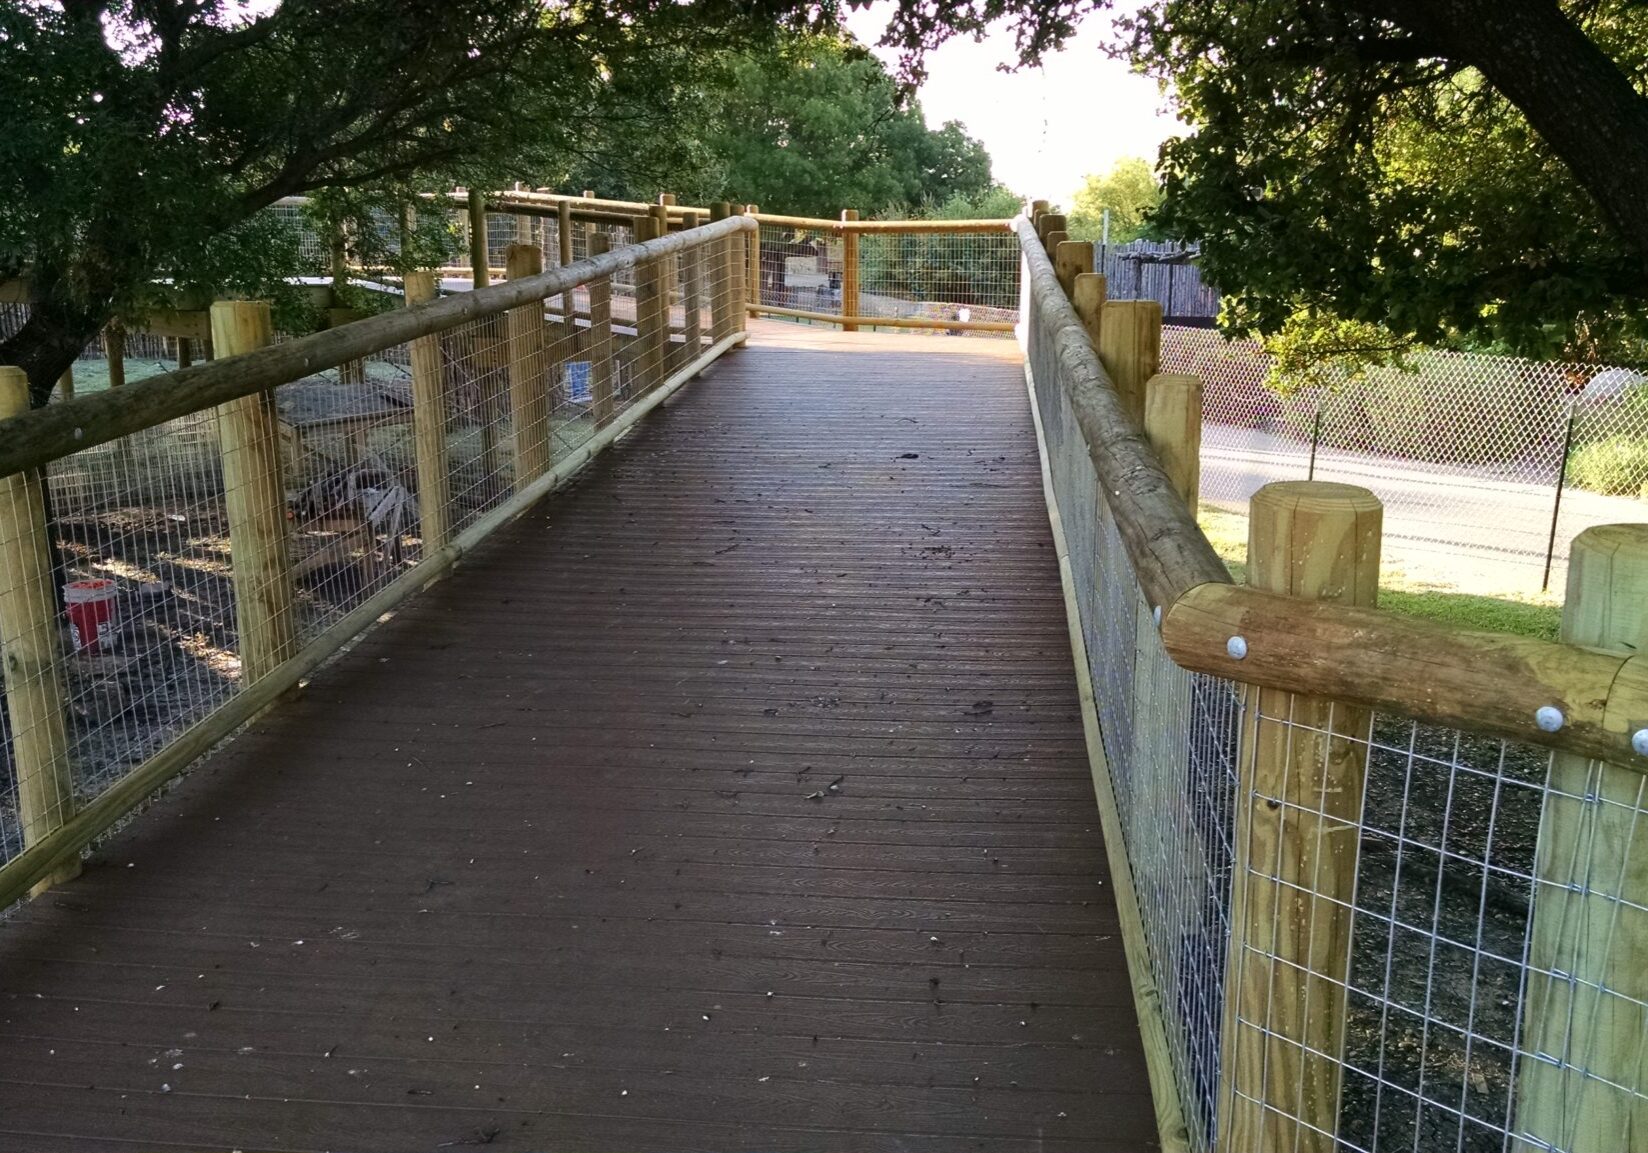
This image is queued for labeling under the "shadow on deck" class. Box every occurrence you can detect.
[0,320,1153,1152]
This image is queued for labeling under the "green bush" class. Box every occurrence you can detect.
[1568,435,1648,496]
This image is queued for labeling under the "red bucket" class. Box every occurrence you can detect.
[64,579,118,653]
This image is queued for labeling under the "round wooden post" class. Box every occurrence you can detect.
[466,188,490,289]
[840,209,861,331]
[55,367,73,401]
[1217,480,1382,1153]
[709,203,731,341]
[1144,373,1203,511]
[1517,524,1648,1151]
[1054,240,1093,299]
[1098,300,1162,428]
[1072,273,1107,352]
[0,368,77,894]
[1030,198,1051,218]
[212,301,296,685]
[503,244,549,483]
[746,207,761,314]
[556,199,575,316]
[585,233,616,429]
[732,206,750,330]
[403,272,450,553]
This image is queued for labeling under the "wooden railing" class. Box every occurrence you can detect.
[1021,211,1648,1153]
[0,215,753,908]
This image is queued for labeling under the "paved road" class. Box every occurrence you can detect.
[1201,424,1646,596]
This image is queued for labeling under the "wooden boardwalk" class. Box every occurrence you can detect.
[0,321,1154,1152]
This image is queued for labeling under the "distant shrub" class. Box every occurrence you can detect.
[1568,436,1648,497]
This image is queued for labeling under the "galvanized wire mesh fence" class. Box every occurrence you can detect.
[0,217,750,898]
[1163,327,1648,597]
[1027,221,1648,1153]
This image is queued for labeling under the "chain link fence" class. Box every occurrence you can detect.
[1162,327,1648,597]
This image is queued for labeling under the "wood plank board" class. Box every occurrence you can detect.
[0,320,1154,1152]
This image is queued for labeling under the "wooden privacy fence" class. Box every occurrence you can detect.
[0,213,753,909]
[1021,210,1648,1153]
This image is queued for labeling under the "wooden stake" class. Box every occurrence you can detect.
[586,233,616,429]
[1036,213,1067,248]
[55,367,73,401]
[0,367,77,895]
[466,188,490,289]
[1217,480,1382,1153]
[1517,523,1648,1152]
[1043,230,1069,257]
[1098,300,1162,427]
[503,244,550,483]
[841,209,861,332]
[1144,373,1203,510]
[1054,240,1093,299]
[403,271,449,553]
[211,301,296,684]
[177,337,193,370]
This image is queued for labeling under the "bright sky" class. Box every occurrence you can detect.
[842,4,1181,207]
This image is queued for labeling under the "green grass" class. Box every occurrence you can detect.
[1197,505,1561,641]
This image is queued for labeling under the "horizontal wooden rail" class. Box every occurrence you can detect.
[1017,218,1648,771]
[753,304,1015,332]
[0,327,746,910]
[0,216,755,478]
[751,212,1012,234]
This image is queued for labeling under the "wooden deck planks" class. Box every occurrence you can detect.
[0,321,1155,1151]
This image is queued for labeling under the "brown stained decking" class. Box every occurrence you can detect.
[0,321,1153,1152]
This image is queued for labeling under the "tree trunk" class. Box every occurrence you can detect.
[1363,0,1648,285]
[0,298,107,409]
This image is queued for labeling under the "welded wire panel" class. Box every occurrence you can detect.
[857,229,1020,332]
[1166,326,1648,598]
[754,222,840,316]
[0,417,233,865]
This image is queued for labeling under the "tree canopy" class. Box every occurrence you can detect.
[1121,0,1648,364]
[578,35,997,219]
[1069,157,1161,244]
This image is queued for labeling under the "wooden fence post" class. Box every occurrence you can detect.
[1217,479,1382,1153]
[1072,273,1107,351]
[557,198,575,316]
[1098,300,1162,428]
[1516,524,1648,1152]
[1144,373,1203,511]
[682,212,704,357]
[1054,240,1093,299]
[403,271,449,553]
[709,203,731,341]
[504,244,550,484]
[466,188,490,289]
[211,301,296,684]
[841,209,861,331]
[0,367,77,894]
[732,207,750,331]
[586,233,616,429]
[55,368,73,401]
[746,209,761,314]
[1037,213,1067,249]
[632,215,665,397]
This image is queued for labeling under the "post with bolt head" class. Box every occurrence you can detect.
[1216,480,1382,1153]
[1518,524,1648,1151]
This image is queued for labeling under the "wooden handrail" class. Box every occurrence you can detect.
[0,216,755,478]
[751,212,1013,234]
[1016,218,1648,770]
